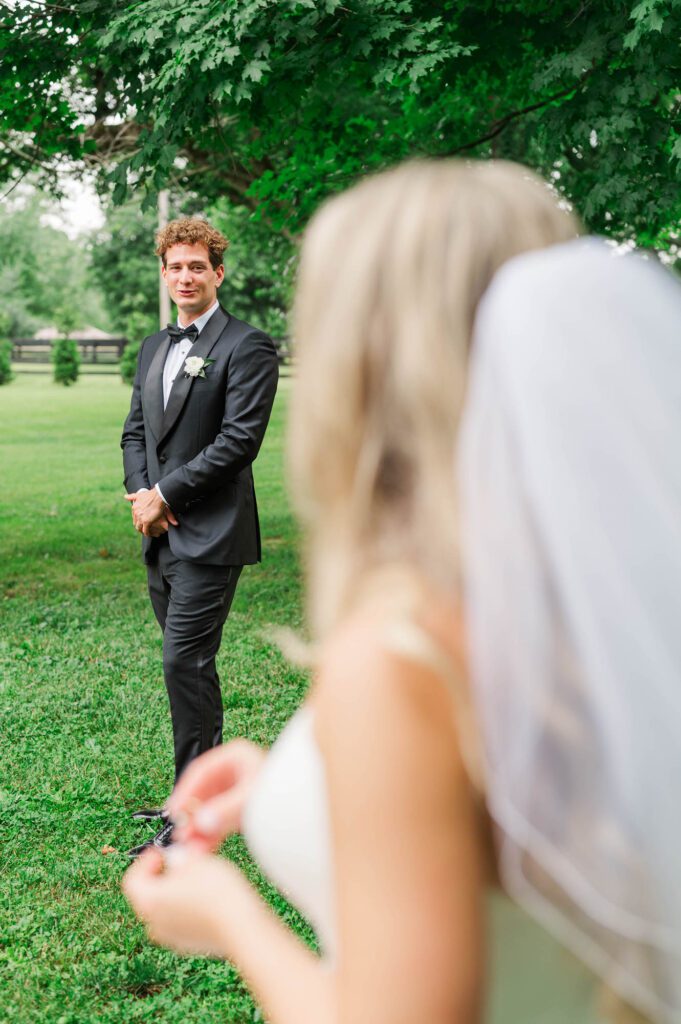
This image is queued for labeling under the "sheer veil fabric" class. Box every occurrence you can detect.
[458,238,681,1023]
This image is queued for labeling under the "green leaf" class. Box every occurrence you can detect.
[242,60,268,84]
[144,25,165,46]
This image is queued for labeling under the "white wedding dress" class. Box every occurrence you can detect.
[243,706,601,1024]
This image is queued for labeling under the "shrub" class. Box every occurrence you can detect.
[120,310,154,385]
[53,336,80,386]
[119,339,141,385]
[0,340,13,385]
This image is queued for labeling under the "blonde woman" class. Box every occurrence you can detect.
[123,161,679,1023]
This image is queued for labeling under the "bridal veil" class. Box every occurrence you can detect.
[458,238,681,1022]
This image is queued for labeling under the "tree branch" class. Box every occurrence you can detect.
[445,69,595,156]
[566,1,593,29]
[0,169,31,202]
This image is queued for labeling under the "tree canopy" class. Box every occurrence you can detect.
[2,1,680,248]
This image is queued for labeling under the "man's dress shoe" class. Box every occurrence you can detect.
[131,807,169,823]
[126,821,175,859]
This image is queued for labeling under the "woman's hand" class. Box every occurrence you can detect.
[166,739,266,851]
[123,845,331,1024]
[122,847,245,958]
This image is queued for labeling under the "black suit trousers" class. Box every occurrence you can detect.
[146,538,242,783]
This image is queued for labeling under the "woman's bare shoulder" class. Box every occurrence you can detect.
[310,582,466,746]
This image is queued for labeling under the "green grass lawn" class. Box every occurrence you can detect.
[0,371,312,1023]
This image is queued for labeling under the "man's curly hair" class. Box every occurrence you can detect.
[155,218,229,269]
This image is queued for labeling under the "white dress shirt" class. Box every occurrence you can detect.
[162,300,219,409]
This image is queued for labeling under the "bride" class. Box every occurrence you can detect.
[123,159,681,1024]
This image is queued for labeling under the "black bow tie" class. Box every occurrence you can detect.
[167,323,199,344]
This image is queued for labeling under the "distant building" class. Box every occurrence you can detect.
[34,325,117,341]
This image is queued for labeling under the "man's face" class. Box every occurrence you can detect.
[161,242,224,322]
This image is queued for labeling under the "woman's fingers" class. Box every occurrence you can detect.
[173,789,247,847]
[167,740,265,819]
[122,847,165,914]
[167,743,246,815]
[122,850,238,958]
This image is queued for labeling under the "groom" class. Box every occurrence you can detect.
[121,218,278,857]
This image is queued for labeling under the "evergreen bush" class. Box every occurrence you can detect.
[52,336,80,386]
[119,339,141,386]
[119,311,151,385]
[0,340,13,385]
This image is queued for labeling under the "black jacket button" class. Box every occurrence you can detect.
[159,454,167,464]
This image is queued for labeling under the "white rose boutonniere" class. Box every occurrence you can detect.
[184,356,214,379]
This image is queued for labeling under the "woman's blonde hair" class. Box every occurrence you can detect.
[290,159,580,641]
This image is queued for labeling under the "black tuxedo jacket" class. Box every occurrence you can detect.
[121,305,279,566]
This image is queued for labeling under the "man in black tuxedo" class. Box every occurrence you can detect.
[121,218,278,857]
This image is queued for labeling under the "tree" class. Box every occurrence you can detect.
[2,2,680,250]
[89,200,160,338]
[0,193,110,337]
[209,200,295,340]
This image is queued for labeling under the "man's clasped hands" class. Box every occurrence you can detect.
[125,488,179,537]
[123,739,266,957]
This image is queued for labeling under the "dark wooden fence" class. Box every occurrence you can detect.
[12,337,292,365]
[12,338,128,363]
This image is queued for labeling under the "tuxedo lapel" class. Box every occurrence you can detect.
[143,334,171,443]
[159,306,230,445]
